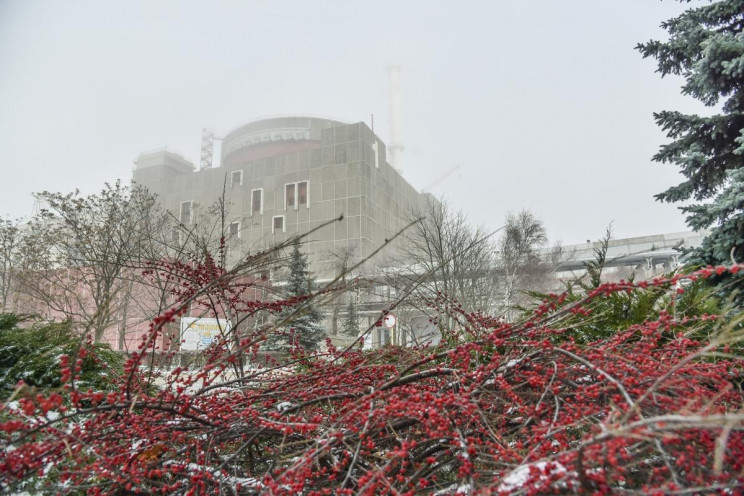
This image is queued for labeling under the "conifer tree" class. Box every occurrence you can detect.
[280,240,325,350]
[637,1,744,285]
[341,293,359,338]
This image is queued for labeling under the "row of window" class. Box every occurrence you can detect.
[180,206,285,238]
[247,182,310,214]
[179,181,309,223]
[231,170,309,212]
[246,180,310,214]
[173,205,284,244]
[227,215,285,239]
[178,179,307,240]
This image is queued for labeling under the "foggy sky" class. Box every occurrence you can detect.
[0,1,708,245]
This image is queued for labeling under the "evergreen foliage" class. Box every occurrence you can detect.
[528,230,723,345]
[279,241,325,350]
[341,293,360,337]
[637,0,744,298]
[0,314,124,398]
[583,226,611,289]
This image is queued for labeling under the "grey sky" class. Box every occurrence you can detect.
[0,0,705,244]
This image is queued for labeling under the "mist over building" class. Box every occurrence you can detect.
[133,116,429,278]
[131,115,708,350]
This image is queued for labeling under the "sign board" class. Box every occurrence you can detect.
[383,314,397,328]
[223,127,311,155]
[180,317,231,351]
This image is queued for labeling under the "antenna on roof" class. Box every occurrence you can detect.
[200,128,215,170]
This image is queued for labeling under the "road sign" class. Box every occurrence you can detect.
[383,314,396,328]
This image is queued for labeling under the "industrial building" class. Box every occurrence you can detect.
[551,230,708,278]
[133,116,429,279]
[132,116,436,348]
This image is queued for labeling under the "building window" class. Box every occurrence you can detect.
[298,181,308,206]
[229,221,240,239]
[285,182,309,210]
[380,327,390,346]
[285,183,295,209]
[273,215,285,233]
[180,200,192,224]
[231,170,243,187]
[251,188,263,215]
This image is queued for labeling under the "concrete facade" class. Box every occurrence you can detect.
[133,117,430,280]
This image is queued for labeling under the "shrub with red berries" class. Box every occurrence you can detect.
[1,262,743,495]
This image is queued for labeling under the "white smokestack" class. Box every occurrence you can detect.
[387,65,404,175]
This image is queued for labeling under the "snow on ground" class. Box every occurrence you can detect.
[498,461,569,493]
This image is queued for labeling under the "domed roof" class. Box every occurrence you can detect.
[221,116,345,165]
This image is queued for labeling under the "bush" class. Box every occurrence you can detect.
[0,314,123,399]
[1,263,743,494]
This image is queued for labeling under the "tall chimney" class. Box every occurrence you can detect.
[387,65,404,175]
